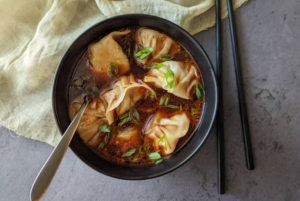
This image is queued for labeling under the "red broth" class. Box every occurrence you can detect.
[68,27,204,166]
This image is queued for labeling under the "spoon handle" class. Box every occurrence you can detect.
[30,98,90,201]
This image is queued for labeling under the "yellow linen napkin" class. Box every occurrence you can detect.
[0,0,247,146]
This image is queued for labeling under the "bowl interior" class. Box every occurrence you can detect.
[52,14,218,180]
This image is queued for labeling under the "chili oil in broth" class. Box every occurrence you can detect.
[68,27,205,166]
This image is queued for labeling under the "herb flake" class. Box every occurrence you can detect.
[159,54,174,61]
[158,134,167,151]
[163,70,176,89]
[122,148,136,157]
[148,152,162,160]
[109,62,118,77]
[98,123,111,133]
[196,82,204,99]
[135,47,153,60]
[155,158,164,165]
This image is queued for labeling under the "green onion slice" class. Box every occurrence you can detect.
[159,54,174,61]
[120,113,129,120]
[120,116,131,125]
[145,92,155,100]
[122,148,136,157]
[196,82,204,99]
[146,63,166,69]
[109,62,118,77]
[191,108,201,116]
[159,94,169,106]
[129,107,140,125]
[158,134,167,151]
[120,107,140,125]
[164,97,169,106]
[98,123,111,133]
[155,158,164,165]
[139,145,145,154]
[166,105,178,109]
[143,143,151,154]
[135,47,153,60]
[98,142,105,150]
[132,158,139,162]
[148,152,162,160]
[163,70,176,89]
[180,103,183,112]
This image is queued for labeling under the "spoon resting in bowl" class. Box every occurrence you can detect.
[30,95,91,201]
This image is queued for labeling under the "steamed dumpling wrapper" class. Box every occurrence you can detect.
[117,126,143,150]
[69,98,107,146]
[102,74,155,125]
[144,61,200,99]
[145,111,190,155]
[117,126,139,141]
[89,30,130,75]
[135,28,175,64]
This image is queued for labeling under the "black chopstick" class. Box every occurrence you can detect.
[226,0,254,170]
[215,0,225,194]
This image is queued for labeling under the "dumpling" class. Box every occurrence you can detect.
[144,61,200,99]
[89,30,130,75]
[102,74,155,125]
[117,126,139,141]
[116,126,143,153]
[69,98,107,146]
[144,111,190,155]
[134,28,174,64]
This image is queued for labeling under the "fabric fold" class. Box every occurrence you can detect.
[0,0,247,146]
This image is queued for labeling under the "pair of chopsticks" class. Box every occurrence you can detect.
[215,0,254,194]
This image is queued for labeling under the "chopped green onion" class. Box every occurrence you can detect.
[135,47,153,60]
[164,97,169,106]
[98,123,111,133]
[122,148,136,157]
[139,145,145,154]
[180,103,183,112]
[98,142,105,150]
[159,54,174,61]
[146,63,166,69]
[166,105,178,109]
[163,70,176,89]
[120,113,129,120]
[145,92,155,100]
[72,77,86,88]
[159,97,166,105]
[142,143,151,154]
[196,82,204,99]
[120,116,131,125]
[132,158,139,162]
[158,134,167,151]
[191,108,201,117]
[148,152,162,160]
[155,158,164,165]
[109,62,118,77]
[132,118,140,125]
[120,107,140,125]
[159,95,169,106]
[129,107,140,125]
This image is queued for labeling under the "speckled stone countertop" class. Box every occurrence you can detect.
[1,0,300,200]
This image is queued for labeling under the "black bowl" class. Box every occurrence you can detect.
[52,14,218,180]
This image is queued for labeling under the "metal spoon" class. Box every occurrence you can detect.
[30,96,91,201]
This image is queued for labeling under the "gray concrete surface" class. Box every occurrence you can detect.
[1,0,300,200]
